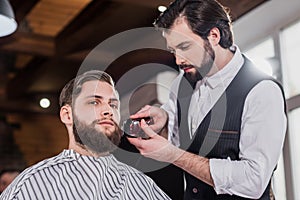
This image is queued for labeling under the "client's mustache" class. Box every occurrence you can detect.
[92,118,118,126]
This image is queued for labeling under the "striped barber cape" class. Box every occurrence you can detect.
[0,149,170,200]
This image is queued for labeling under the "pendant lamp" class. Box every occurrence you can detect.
[0,0,17,37]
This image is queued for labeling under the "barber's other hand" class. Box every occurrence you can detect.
[130,105,168,133]
[127,119,183,163]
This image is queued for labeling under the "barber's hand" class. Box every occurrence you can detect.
[127,119,183,163]
[130,105,168,133]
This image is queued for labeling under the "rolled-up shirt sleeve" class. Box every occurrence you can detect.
[210,80,287,199]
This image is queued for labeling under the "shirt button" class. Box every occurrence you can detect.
[192,188,198,193]
[192,124,196,129]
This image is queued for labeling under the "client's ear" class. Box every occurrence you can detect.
[60,105,73,125]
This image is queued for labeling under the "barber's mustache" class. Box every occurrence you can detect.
[179,64,195,69]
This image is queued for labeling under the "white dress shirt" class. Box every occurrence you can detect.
[161,45,287,198]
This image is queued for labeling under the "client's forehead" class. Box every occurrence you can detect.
[78,80,119,101]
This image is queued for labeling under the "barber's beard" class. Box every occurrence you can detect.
[72,115,122,154]
[180,40,215,87]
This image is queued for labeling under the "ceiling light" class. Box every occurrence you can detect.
[39,98,51,109]
[158,5,167,12]
[0,0,17,37]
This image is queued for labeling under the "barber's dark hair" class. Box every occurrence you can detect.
[59,70,115,108]
[154,0,233,48]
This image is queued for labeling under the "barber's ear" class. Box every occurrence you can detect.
[207,27,221,46]
[60,105,73,125]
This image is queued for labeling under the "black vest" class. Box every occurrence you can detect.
[177,57,286,200]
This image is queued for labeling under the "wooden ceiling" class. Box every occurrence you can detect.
[0,0,268,115]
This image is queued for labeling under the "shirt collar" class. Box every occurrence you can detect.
[62,149,112,160]
[63,149,81,160]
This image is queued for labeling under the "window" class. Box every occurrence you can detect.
[286,108,300,199]
[244,38,276,78]
[281,20,300,98]
[280,20,300,200]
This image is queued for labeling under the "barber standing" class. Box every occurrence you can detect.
[128,0,287,199]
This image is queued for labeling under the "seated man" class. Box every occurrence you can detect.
[0,70,170,200]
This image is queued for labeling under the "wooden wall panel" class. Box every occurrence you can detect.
[8,114,68,166]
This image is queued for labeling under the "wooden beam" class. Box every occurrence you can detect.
[0,32,55,57]
[112,0,169,8]
[219,0,269,20]
[56,1,157,55]
[56,0,111,55]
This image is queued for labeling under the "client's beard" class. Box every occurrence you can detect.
[72,115,122,154]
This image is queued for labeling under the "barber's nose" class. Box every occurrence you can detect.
[175,54,186,65]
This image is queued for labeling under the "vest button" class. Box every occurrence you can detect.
[192,188,198,193]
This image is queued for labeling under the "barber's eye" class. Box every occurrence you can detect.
[180,45,190,50]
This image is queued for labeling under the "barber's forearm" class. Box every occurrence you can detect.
[173,149,214,187]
